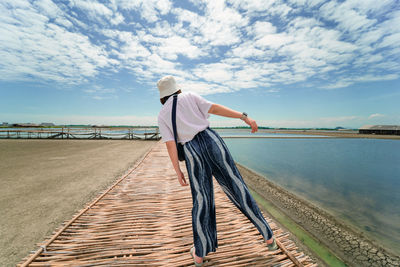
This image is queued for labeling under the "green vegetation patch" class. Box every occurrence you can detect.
[249,188,347,267]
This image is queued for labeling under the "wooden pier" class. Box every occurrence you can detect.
[0,127,160,140]
[19,142,316,266]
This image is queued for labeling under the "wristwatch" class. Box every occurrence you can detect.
[240,112,248,120]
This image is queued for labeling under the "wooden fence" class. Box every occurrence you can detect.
[0,127,160,140]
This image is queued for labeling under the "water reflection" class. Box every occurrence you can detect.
[224,138,400,254]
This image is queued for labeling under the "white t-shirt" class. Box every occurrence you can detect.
[158,92,213,144]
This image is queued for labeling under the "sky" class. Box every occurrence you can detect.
[0,0,399,128]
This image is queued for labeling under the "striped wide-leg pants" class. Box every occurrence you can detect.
[183,128,274,258]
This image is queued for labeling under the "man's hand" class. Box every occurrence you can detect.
[177,169,188,186]
[244,117,258,133]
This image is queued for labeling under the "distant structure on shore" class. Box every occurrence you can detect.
[359,125,400,135]
[7,123,55,127]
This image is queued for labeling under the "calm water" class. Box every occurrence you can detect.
[220,136,400,254]
[216,129,329,138]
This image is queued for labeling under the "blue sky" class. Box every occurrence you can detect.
[0,0,399,128]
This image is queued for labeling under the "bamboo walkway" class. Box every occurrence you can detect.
[19,142,316,266]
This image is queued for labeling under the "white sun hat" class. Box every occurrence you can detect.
[157,75,181,98]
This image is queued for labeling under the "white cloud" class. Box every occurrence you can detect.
[368,113,385,119]
[234,68,263,84]
[111,0,172,23]
[321,73,398,89]
[378,33,400,48]
[151,35,204,60]
[225,79,263,89]
[320,1,376,33]
[111,12,125,25]
[117,33,151,58]
[179,80,232,95]
[356,29,383,47]
[227,0,277,14]
[193,63,235,83]
[2,0,31,9]
[69,0,113,24]
[33,0,63,19]
[256,33,294,49]
[0,0,399,96]
[173,7,203,30]
[68,0,125,25]
[0,2,116,84]
[84,85,117,100]
[250,21,276,37]
[373,61,400,71]
[354,74,398,82]
[270,3,293,18]
[229,42,267,59]
[92,95,117,100]
[288,0,326,8]
[178,0,249,46]
[288,16,322,29]
[322,80,354,90]
[342,0,393,15]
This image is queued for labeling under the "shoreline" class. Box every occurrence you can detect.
[260,129,400,140]
[248,188,343,267]
[238,163,400,267]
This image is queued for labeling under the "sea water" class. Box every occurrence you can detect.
[220,135,400,254]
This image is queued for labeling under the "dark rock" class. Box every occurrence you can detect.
[377,252,385,259]
[356,255,368,261]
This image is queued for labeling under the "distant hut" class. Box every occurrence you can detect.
[12,123,41,127]
[40,123,55,127]
[359,125,400,135]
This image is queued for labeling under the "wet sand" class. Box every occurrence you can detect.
[0,139,156,267]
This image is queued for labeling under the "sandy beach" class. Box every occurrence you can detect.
[0,139,156,267]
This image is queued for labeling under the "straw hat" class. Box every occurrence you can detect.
[157,75,181,98]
